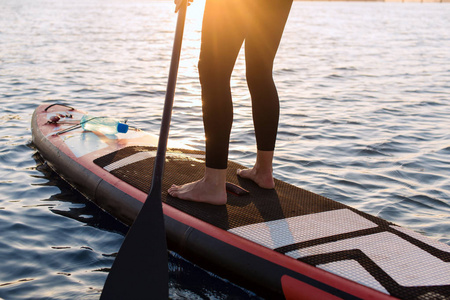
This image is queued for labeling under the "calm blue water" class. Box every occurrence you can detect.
[1,0,449,299]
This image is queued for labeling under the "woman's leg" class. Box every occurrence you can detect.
[168,0,247,204]
[199,0,248,170]
[237,0,293,188]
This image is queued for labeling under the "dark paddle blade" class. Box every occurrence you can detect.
[100,187,168,300]
[100,2,188,299]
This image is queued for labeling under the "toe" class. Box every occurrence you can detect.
[168,185,178,195]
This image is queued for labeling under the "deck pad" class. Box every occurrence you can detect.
[94,146,354,230]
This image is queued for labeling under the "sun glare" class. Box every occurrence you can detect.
[187,0,206,26]
[179,0,205,87]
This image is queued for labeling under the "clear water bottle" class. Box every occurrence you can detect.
[80,115,129,134]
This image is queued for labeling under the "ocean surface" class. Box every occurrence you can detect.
[1,0,449,299]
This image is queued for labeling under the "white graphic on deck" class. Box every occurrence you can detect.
[286,231,450,287]
[104,152,157,172]
[318,260,389,294]
[391,225,450,253]
[103,151,205,172]
[228,209,377,249]
[229,208,450,292]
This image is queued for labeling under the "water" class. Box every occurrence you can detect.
[1,0,449,298]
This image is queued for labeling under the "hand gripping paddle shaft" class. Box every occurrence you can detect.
[100,2,187,299]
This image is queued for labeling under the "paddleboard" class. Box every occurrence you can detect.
[32,103,450,299]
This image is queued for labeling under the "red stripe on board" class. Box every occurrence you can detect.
[281,275,343,300]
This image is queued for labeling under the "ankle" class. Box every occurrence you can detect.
[253,163,272,175]
[204,167,227,188]
[255,150,274,173]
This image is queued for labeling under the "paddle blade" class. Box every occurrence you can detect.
[100,1,187,298]
[100,187,168,300]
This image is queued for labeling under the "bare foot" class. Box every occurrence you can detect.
[237,150,276,189]
[237,168,275,189]
[167,168,227,205]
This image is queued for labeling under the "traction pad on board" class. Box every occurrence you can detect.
[94,146,450,299]
[94,146,362,230]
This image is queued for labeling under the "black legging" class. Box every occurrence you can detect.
[198,0,293,169]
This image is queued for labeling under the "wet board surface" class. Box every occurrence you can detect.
[32,104,450,299]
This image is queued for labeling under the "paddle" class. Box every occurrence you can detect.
[100,2,187,299]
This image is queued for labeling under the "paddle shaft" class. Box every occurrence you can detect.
[152,3,187,196]
[100,2,187,299]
